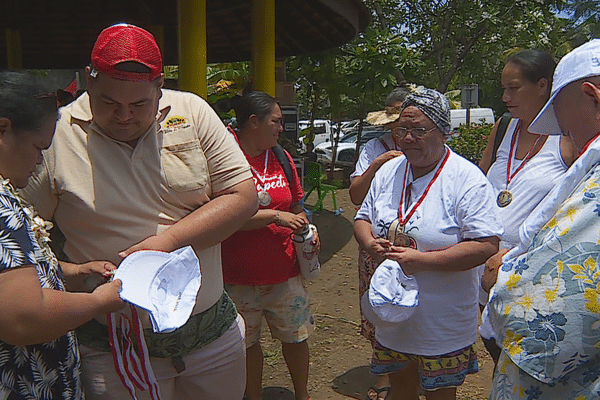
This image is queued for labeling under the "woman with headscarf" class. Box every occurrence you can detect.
[354,88,502,400]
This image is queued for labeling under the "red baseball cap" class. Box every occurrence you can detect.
[91,24,163,82]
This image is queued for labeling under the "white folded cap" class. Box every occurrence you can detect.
[368,259,419,323]
[361,293,396,329]
[114,246,201,333]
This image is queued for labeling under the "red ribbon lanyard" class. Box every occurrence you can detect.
[398,148,450,225]
[230,126,270,187]
[506,122,542,187]
[108,306,162,400]
[579,132,600,156]
[248,149,270,187]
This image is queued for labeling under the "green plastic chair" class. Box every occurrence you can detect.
[303,161,338,212]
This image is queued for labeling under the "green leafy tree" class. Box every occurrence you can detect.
[353,0,571,121]
[163,63,251,120]
[449,3,571,113]
[205,62,251,120]
[558,1,600,45]
[206,62,251,100]
[289,0,570,133]
[335,26,419,166]
[287,54,335,121]
[287,16,419,175]
[283,0,574,177]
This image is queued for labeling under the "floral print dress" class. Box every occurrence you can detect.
[0,179,83,400]
[488,165,600,399]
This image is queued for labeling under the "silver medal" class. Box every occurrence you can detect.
[258,190,272,207]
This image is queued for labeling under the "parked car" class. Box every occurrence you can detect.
[299,119,339,148]
[450,108,495,133]
[338,119,362,135]
[314,127,389,166]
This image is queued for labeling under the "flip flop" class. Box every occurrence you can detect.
[366,385,391,400]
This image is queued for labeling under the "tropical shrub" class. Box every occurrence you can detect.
[446,123,493,164]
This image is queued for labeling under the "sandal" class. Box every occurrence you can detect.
[366,385,391,400]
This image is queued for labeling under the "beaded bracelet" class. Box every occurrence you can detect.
[274,211,281,226]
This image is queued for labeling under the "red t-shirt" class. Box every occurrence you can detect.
[222,148,304,285]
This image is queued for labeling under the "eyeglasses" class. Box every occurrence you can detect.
[391,126,437,139]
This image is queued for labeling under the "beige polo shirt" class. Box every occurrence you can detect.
[22,89,252,317]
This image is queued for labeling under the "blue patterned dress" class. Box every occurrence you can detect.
[0,180,83,400]
[489,164,600,399]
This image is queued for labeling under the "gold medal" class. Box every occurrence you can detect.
[258,190,272,207]
[388,219,417,249]
[500,123,541,209]
[497,190,512,208]
[395,232,416,248]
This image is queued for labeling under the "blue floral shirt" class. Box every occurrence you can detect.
[489,164,600,398]
[0,181,83,400]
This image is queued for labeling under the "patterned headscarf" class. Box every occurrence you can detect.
[400,88,451,135]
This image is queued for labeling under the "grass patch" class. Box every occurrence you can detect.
[263,347,282,367]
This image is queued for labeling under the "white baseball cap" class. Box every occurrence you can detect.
[114,246,201,333]
[361,292,396,329]
[368,259,419,323]
[530,39,600,135]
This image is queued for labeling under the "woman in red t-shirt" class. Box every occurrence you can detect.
[221,91,320,400]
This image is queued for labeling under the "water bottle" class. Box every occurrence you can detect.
[292,224,321,280]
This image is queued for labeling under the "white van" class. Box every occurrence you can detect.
[299,119,338,147]
[450,108,495,132]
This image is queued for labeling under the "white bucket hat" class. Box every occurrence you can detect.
[367,259,419,323]
[530,39,600,135]
[114,246,201,333]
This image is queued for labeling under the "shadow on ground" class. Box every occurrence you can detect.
[331,365,377,400]
[261,386,295,399]
[260,366,376,400]
[308,204,354,264]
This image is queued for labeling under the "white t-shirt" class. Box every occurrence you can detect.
[355,147,502,355]
[350,132,402,180]
[487,119,567,249]
[479,118,568,337]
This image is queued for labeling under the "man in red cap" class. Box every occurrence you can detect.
[22,23,258,400]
